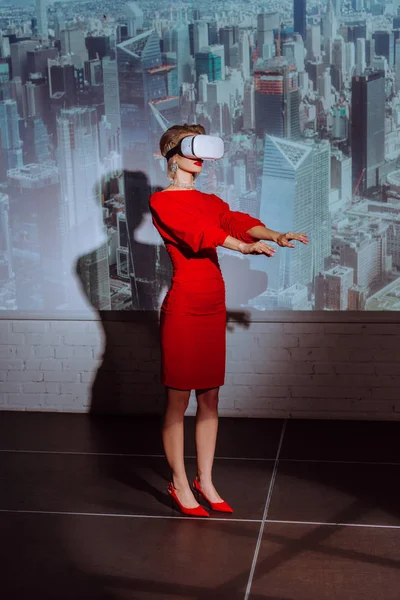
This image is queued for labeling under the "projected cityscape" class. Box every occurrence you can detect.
[1,0,400,312]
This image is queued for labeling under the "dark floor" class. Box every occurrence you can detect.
[1,412,400,600]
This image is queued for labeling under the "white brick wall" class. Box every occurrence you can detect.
[1,318,400,420]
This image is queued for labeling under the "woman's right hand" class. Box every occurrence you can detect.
[239,241,276,257]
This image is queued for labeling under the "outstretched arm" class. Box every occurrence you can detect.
[247,225,309,248]
[216,196,307,247]
[246,225,281,243]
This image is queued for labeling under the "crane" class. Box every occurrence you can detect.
[353,167,366,202]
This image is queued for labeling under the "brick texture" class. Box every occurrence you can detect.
[0,319,400,419]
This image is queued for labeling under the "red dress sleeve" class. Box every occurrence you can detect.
[213,195,266,243]
[149,193,229,253]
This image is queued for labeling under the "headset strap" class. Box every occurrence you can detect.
[164,144,182,161]
[164,136,196,161]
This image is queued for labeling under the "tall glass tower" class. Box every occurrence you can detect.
[103,57,122,146]
[172,24,191,89]
[254,135,314,294]
[351,70,385,193]
[254,58,300,142]
[310,139,331,280]
[294,0,307,42]
[57,107,110,310]
[35,0,48,39]
[117,29,166,172]
[0,99,23,170]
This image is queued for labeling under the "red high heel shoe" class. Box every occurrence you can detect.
[167,482,210,517]
[192,478,234,513]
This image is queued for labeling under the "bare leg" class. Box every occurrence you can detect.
[194,387,224,503]
[162,387,199,508]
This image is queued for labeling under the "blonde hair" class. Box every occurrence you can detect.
[160,123,206,179]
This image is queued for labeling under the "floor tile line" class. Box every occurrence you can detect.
[0,449,275,461]
[244,419,288,600]
[0,508,261,523]
[2,449,400,467]
[266,518,400,530]
[1,508,399,530]
[280,458,400,466]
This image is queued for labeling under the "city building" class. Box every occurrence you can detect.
[35,0,48,39]
[254,57,300,141]
[7,164,63,309]
[294,0,307,42]
[0,193,13,283]
[57,107,110,310]
[315,265,354,310]
[254,135,314,295]
[195,51,222,83]
[0,99,23,170]
[351,70,385,193]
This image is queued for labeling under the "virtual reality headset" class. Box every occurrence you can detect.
[164,135,224,161]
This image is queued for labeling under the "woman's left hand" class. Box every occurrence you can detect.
[276,232,309,248]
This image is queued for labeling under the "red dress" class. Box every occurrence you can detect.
[149,190,265,390]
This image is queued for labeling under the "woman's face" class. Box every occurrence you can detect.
[173,135,204,175]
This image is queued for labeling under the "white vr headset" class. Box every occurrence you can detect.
[165,135,224,161]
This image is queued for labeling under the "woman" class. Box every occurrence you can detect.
[149,124,308,517]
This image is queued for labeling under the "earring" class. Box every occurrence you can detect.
[169,162,178,182]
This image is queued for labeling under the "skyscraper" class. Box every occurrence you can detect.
[351,70,385,193]
[332,35,346,89]
[355,38,366,75]
[239,32,251,80]
[195,51,222,82]
[85,36,111,62]
[254,57,300,141]
[171,24,191,89]
[309,139,331,280]
[0,99,23,170]
[219,27,234,68]
[257,12,278,59]
[7,164,63,309]
[117,29,167,170]
[60,26,88,66]
[243,80,255,130]
[117,212,129,280]
[323,0,337,41]
[123,2,144,38]
[36,0,48,39]
[307,24,321,62]
[193,21,209,54]
[396,39,400,91]
[22,117,51,164]
[333,0,341,16]
[103,57,121,143]
[255,136,314,293]
[373,31,394,68]
[24,76,50,121]
[10,40,38,82]
[27,47,58,79]
[294,0,307,42]
[57,107,110,310]
[0,193,13,283]
[57,107,100,231]
[345,41,356,80]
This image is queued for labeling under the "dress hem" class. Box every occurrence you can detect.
[162,380,225,391]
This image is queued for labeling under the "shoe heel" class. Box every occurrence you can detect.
[192,486,200,502]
